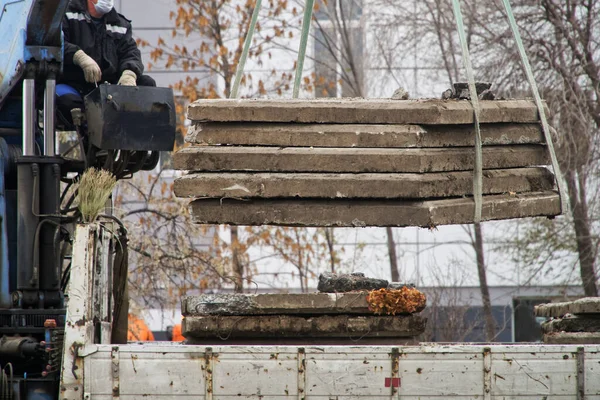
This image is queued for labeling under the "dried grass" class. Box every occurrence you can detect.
[76,168,117,222]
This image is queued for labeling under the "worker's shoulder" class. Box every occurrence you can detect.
[103,10,133,33]
[99,8,132,28]
[66,0,87,11]
[104,10,132,26]
[115,12,133,24]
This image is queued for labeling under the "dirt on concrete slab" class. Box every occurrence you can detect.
[181,292,376,316]
[173,145,549,174]
[187,122,544,148]
[174,168,554,200]
[542,331,600,344]
[182,314,427,339]
[535,297,600,317]
[541,316,600,334]
[187,98,545,125]
[186,191,561,227]
[317,272,389,293]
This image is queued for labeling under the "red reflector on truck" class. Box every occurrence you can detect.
[384,377,400,388]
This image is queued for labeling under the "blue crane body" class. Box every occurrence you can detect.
[0,1,176,398]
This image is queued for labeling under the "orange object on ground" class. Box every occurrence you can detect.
[171,324,184,342]
[127,314,155,341]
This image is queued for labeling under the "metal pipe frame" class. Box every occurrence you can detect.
[43,79,56,156]
[22,78,36,156]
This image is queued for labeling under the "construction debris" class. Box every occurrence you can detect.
[174,97,560,227]
[535,298,600,344]
[534,297,600,317]
[186,192,560,228]
[182,291,407,316]
[174,145,549,173]
[316,272,417,294]
[391,87,410,100]
[317,272,389,292]
[186,98,544,124]
[366,287,427,315]
[182,314,426,341]
[541,316,600,334]
[542,332,600,345]
[445,82,496,100]
[174,168,553,199]
[181,272,427,343]
[186,123,544,148]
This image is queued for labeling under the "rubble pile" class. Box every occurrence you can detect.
[535,297,600,344]
[173,97,560,227]
[181,273,427,344]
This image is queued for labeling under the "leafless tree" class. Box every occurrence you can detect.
[473,1,600,296]
[278,0,402,282]
[366,0,497,339]
[113,170,227,308]
[369,0,599,330]
[418,258,510,342]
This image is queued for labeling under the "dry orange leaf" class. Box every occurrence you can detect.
[366,287,427,315]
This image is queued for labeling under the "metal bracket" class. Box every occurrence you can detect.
[94,227,113,344]
[297,347,306,400]
[111,346,120,399]
[204,347,213,400]
[577,347,585,400]
[483,347,492,400]
[60,224,111,400]
[390,347,400,397]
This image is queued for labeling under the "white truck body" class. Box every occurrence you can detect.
[60,225,600,400]
[77,342,599,399]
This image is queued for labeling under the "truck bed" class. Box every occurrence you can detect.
[80,343,600,399]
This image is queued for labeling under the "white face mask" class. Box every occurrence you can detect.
[94,0,114,15]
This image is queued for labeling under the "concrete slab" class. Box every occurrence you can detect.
[187,99,545,124]
[173,145,549,173]
[535,297,600,317]
[186,191,561,227]
[173,168,554,199]
[543,332,600,344]
[317,272,388,293]
[182,314,427,339]
[182,289,425,316]
[181,292,372,316]
[186,123,545,148]
[183,337,420,345]
[541,316,600,333]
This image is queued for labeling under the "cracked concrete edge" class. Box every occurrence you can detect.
[535,297,600,317]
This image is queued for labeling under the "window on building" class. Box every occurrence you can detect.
[313,0,364,98]
[513,297,551,342]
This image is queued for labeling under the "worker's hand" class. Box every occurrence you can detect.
[118,70,137,86]
[73,50,101,84]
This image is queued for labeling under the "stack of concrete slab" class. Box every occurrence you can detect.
[173,98,561,227]
[535,298,600,344]
[181,289,427,344]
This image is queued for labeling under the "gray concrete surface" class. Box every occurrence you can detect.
[186,123,545,148]
[182,290,423,316]
[174,168,554,199]
[173,145,549,173]
[182,314,427,339]
[535,297,600,317]
[186,191,561,227]
[187,99,545,124]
